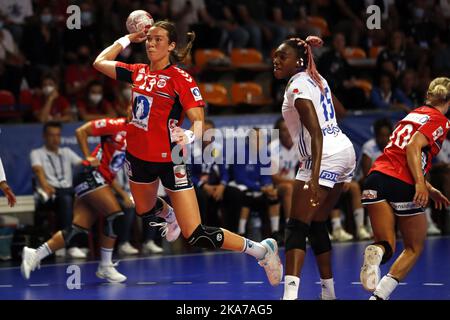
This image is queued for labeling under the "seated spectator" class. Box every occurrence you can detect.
[30,121,87,258]
[229,128,281,243]
[77,81,117,121]
[31,74,72,123]
[190,119,242,232]
[269,117,299,227]
[359,117,393,183]
[64,45,99,102]
[329,208,353,242]
[398,69,422,109]
[113,82,131,118]
[376,30,407,79]
[318,32,367,109]
[370,72,413,112]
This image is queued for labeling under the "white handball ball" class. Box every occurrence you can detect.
[126,10,154,34]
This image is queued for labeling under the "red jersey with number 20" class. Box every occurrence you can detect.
[370,106,450,185]
[115,62,205,162]
[89,118,128,184]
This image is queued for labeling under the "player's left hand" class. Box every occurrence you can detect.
[429,187,450,210]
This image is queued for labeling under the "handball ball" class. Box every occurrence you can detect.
[126,10,154,33]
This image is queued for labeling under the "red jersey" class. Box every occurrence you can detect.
[89,118,127,184]
[370,106,450,185]
[115,63,205,162]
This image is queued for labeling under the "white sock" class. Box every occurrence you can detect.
[36,243,52,261]
[100,247,113,266]
[320,278,336,300]
[425,207,433,225]
[331,217,342,231]
[157,202,176,224]
[283,275,300,300]
[241,238,266,260]
[373,274,399,300]
[238,218,247,235]
[270,216,280,233]
[354,208,365,229]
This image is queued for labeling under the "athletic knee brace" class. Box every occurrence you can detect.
[187,224,224,249]
[373,240,393,264]
[285,218,309,252]
[62,224,89,246]
[309,221,331,255]
[139,197,164,218]
[104,211,124,239]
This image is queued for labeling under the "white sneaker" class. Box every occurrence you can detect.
[96,262,127,283]
[118,242,139,255]
[68,247,87,259]
[258,238,283,286]
[55,248,66,257]
[143,240,163,254]
[21,247,41,280]
[357,226,372,240]
[427,223,441,236]
[332,227,354,242]
[149,213,181,243]
[360,245,382,292]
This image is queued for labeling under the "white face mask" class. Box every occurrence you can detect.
[89,93,102,104]
[42,85,55,96]
[122,88,132,100]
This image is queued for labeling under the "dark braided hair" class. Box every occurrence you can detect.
[284,36,324,94]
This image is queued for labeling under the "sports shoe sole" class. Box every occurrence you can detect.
[95,271,127,283]
[360,245,381,292]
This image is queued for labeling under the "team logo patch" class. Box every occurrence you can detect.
[110,151,126,173]
[131,94,153,131]
[432,126,444,141]
[362,189,378,200]
[190,87,203,101]
[95,119,106,128]
[157,78,167,88]
[173,165,188,187]
[319,170,338,182]
[404,113,430,125]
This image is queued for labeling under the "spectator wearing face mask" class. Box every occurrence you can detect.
[113,82,132,118]
[76,80,117,121]
[64,45,99,102]
[31,74,72,123]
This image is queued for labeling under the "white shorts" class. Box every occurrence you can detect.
[295,146,356,188]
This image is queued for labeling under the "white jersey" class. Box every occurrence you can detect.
[269,139,299,180]
[282,72,353,161]
[361,138,382,163]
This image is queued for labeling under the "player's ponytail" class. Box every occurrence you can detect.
[173,31,195,63]
[285,36,325,94]
[426,77,450,106]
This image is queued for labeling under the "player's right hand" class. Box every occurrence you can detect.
[128,31,147,43]
[414,182,429,207]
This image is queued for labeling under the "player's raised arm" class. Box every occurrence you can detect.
[93,31,146,79]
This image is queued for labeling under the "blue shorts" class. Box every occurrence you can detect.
[361,171,424,216]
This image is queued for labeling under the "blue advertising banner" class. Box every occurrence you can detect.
[0,111,404,196]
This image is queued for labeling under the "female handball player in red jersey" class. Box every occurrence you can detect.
[22,118,132,283]
[92,20,282,286]
[360,77,450,300]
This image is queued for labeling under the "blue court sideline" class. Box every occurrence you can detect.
[0,236,449,300]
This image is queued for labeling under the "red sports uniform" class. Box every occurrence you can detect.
[87,118,128,184]
[370,106,450,184]
[115,63,205,162]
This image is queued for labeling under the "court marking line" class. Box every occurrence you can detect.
[137,282,157,285]
[423,283,444,286]
[173,281,192,285]
[244,281,263,284]
[29,283,49,287]
[208,281,228,284]
[0,285,12,288]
